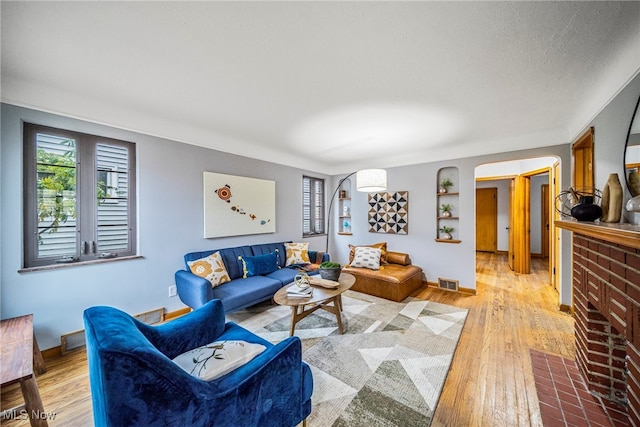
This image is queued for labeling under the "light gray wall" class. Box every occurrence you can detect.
[1,103,328,349]
[590,73,640,205]
[328,145,571,297]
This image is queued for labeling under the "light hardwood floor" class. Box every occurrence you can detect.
[0,252,574,426]
[426,252,575,427]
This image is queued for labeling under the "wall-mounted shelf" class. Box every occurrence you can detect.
[338,184,352,234]
[436,167,460,242]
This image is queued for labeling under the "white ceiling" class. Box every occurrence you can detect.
[2,1,639,175]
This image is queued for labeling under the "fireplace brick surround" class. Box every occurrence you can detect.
[569,230,640,426]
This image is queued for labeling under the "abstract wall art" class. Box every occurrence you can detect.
[203,172,276,238]
[368,191,409,234]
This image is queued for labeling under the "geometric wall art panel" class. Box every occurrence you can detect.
[367,191,408,234]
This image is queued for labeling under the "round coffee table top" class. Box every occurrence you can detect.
[274,273,355,307]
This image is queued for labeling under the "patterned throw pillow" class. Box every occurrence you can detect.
[351,247,382,270]
[187,251,231,287]
[239,252,279,278]
[284,242,310,266]
[348,242,387,264]
[173,340,266,382]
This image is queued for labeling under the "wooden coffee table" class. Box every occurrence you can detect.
[273,273,355,336]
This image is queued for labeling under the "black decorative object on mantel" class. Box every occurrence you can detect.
[555,187,603,222]
[570,196,603,222]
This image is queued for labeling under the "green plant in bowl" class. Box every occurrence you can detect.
[318,261,342,281]
[440,204,453,216]
[439,226,454,239]
[319,261,341,269]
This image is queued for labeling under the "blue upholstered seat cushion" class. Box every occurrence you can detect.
[212,276,282,312]
[239,252,279,278]
[173,340,266,381]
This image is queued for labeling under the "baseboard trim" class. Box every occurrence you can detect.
[41,306,191,357]
[425,281,477,296]
[165,307,191,321]
[559,304,572,315]
[41,346,62,360]
[458,286,477,296]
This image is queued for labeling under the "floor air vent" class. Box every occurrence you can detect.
[438,278,459,292]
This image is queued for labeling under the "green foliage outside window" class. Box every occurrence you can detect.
[36,141,76,237]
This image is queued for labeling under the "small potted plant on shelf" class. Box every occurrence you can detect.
[440,203,453,217]
[439,178,453,193]
[439,226,454,240]
[318,261,342,281]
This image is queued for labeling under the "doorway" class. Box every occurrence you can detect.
[475,157,557,280]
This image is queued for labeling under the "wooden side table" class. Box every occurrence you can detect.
[0,314,48,426]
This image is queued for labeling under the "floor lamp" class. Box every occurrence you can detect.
[325,169,387,254]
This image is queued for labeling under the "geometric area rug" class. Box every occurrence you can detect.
[226,290,468,426]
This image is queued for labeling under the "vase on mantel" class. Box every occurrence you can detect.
[570,196,602,222]
[601,173,623,223]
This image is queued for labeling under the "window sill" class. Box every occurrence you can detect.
[303,233,327,238]
[18,255,144,273]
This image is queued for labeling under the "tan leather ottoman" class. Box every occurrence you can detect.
[342,251,423,302]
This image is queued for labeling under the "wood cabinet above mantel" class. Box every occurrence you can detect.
[555,220,640,250]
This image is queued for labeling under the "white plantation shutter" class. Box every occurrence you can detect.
[302,176,325,236]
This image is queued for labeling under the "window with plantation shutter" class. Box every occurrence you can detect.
[302,176,325,236]
[23,123,137,268]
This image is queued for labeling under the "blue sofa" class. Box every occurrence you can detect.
[84,299,313,427]
[175,242,328,312]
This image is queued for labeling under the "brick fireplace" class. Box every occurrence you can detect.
[568,228,640,426]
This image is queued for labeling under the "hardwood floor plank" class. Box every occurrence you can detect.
[0,252,574,426]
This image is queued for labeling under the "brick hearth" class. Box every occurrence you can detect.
[572,234,640,426]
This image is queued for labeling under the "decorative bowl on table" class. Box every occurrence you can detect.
[318,262,341,281]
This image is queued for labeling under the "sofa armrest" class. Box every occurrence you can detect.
[210,335,311,425]
[386,251,411,265]
[175,270,214,310]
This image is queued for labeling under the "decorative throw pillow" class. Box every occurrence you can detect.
[349,242,387,264]
[173,340,266,382]
[284,242,310,266]
[187,251,231,287]
[351,247,382,270]
[239,252,279,278]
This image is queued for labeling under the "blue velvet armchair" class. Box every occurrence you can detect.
[84,300,313,427]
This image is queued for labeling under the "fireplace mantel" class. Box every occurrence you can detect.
[556,220,640,249]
